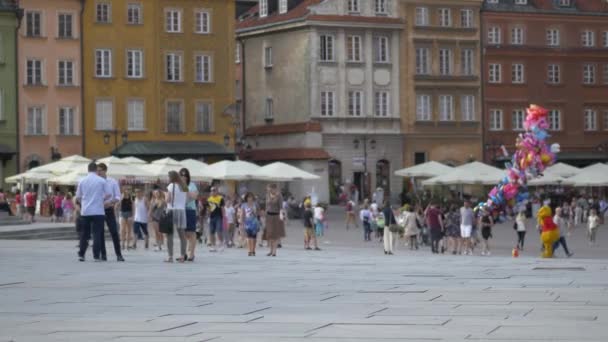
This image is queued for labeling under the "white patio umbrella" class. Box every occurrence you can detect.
[144,158,184,180]
[543,162,580,178]
[394,161,454,178]
[527,173,573,186]
[422,162,504,186]
[4,169,54,183]
[47,171,84,186]
[33,155,92,175]
[121,156,147,165]
[179,159,211,182]
[204,160,260,181]
[568,163,608,187]
[253,162,320,181]
[47,156,153,185]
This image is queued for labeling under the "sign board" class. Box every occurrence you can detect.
[352,157,365,169]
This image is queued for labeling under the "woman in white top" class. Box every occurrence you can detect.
[588,209,600,245]
[165,171,188,263]
[132,189,150,250]
[400,205,419,250]
[515,210,526,250]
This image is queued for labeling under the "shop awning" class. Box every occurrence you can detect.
[112,141,233,159]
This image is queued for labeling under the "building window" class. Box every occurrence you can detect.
[95,99,113,130]
[439,48,453,75]
[166,101,184,133]
[96,2,111,23]
[348,90,363,116]
[373,36,390,63]
[347,0,360,13]
[488,26,501,44]
[127,99,145,131]
[27,106,45,135]
[512,63,525,84]
[375,0,388,15]
[26,59,43,85]
[581,30,595,47]
[165,9,181,33]
[583,64,596,84]
[439,95,454,121]
[414,152,427,165]
[515,0,527,4]
[558,0,570,6]
[603,31,608,47]
[279,0,288,14]
[416,94,431,121]
[415,47,430,75]
[126,49,143,78]
[489,109,503,131]
[547,64,560,84]
[25,11,42,37]
[489,63,501,83]
[95,49,112,78]
[548,109,561,131]
[259,0,268,18]
[127,3,142,24]
[235,43,241,64]
[461,49,474,76]
[439,8,451,27]
[58,60,74,86]
[584,109,597,131]
[320,35,335,62]
[461,95,475,121]
[512,109,525,131]
[347,35,363,62]
[511,26,524,45]
[460,9,473,28]
[195,101,213,133]
[264,46,273,68]
[604,111,608,130]
[603,64,608,84]
[165,53,182,82]
[195,54,212,83]
[58,13,73,38]
[321,91,335,116]
[58,107,75,135]
[195,10,211,34]
[546,29,560,46]
[265,98,273,119]
[375,91,389,117]
[415,7,428,26]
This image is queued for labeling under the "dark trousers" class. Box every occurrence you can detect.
[78,215,105,259]
[430,229,442,253]
[553,236,571,255]
[517,231,526,249]
[363,222,372,241]
[101,208,122,259]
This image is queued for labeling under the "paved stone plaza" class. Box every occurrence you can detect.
[1,212,607,342]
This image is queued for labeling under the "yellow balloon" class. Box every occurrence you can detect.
[541,154,551,164]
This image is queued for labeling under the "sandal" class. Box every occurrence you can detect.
[164,258,173,263]
[176,257,185,263]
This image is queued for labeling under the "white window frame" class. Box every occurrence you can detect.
[279,0,288,14]
[511,26,524,45]
[581,30,595,47]
[373,35,390,63]
[58,106,76,135]
[165,100,184,133]
[348,0,360,13]
[195,101,213,133]
[548,109,561,131]
[195,54,213,83]
[461,48,474,76]
[375,0,389,15]
[57,60,74,86]
[415,47,430,75]
[461,95,475,121]
[57,13,73,39]
[95,99,113,130]
[603,31,608,48]
[95,49,112,78]
[460,9,473,28]
[439,48,453,76]
[546,28,560,47]
[374,91,390,117]
[26,59,44,85]
[559,0,570,6]
[126,49,143,79]
[264,46,273,68]
[489,63,501,83]
[165,8,182,33]
[584,109,597,131]
[26,106,45,135]
[439,95,454,121]
[348,90,363,117]
[512,63,525,84]
[416,94,431,121]
[165,52,182,82]
[127,99,145,131]
[515,0,527,5]
[547,64,560,84]
[195,9,211,34]
[320,34,335,62]
[415,7,428,26]
[127,3,142,25]
[488,26,501,45]
[438,8,452,27]
[321,91,335,117]
[489,109,503,131]
[259,0,268,18]
[95,2,111,23]
[347,35,363,62]
[512,109,525,131]
[583,64,596,85]
[25,10,42,37]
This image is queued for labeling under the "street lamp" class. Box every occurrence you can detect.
[103,130,128,152]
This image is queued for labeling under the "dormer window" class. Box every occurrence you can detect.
[514,0,527,5]
[279,0,288,14]
[558,0,570,6]
[260,0,268,18]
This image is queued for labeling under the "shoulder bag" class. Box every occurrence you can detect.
[159,185,175,234]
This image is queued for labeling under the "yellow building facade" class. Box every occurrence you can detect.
[83,0,235,160]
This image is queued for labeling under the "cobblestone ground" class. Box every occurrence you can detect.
[1,207,607,342]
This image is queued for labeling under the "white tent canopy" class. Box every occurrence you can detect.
[422,162,504,186]
[47,157,153,185]
[204,160,260,181]
[253,162,320,181]
[33,155,91,174]
[543,162,580,178]
[394,161,454,178]
[179,159,211,182]
[567,163,608,187]
[121,156,147,165]
[144,158,184,180]
[527,173,573,186]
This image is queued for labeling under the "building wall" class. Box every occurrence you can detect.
[0,6,19,185]
[18,0,82,169]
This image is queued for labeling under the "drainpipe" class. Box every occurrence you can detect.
[479,6,486,164]
[79,0,85,157]
[14,6,23,173]
[239,38,246,145]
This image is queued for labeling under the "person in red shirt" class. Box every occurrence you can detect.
[425,202,444,254]
[24,188,37,223]
[52,190,65,223]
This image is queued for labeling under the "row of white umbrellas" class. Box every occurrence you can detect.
[394,161,608,187]
[5,155,319,186]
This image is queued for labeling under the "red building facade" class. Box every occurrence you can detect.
[482,0,608,166]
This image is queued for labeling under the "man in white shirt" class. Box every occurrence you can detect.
[97,163,124,262]
[76,162,111,262]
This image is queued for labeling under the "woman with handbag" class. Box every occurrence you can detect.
[241,192,260,256]
[149,190,166,252]
[164,171,188,263]
[382,204,398,255]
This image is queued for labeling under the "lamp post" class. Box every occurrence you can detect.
[103,130,128,153]
[353,136,376,201]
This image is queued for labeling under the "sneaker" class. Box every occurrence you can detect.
[117,256,125,262]
[486,251,491,256]
[567,252,574,258]
[78,255,85,262]
[314,247,321,251]
[209,247,217,253]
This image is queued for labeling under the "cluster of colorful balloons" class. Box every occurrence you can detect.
[477,105,560,213]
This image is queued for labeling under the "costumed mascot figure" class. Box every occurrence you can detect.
[537,202,559,258]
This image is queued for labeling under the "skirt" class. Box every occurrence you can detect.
[264,214,285,240]
[171,209,187,230]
